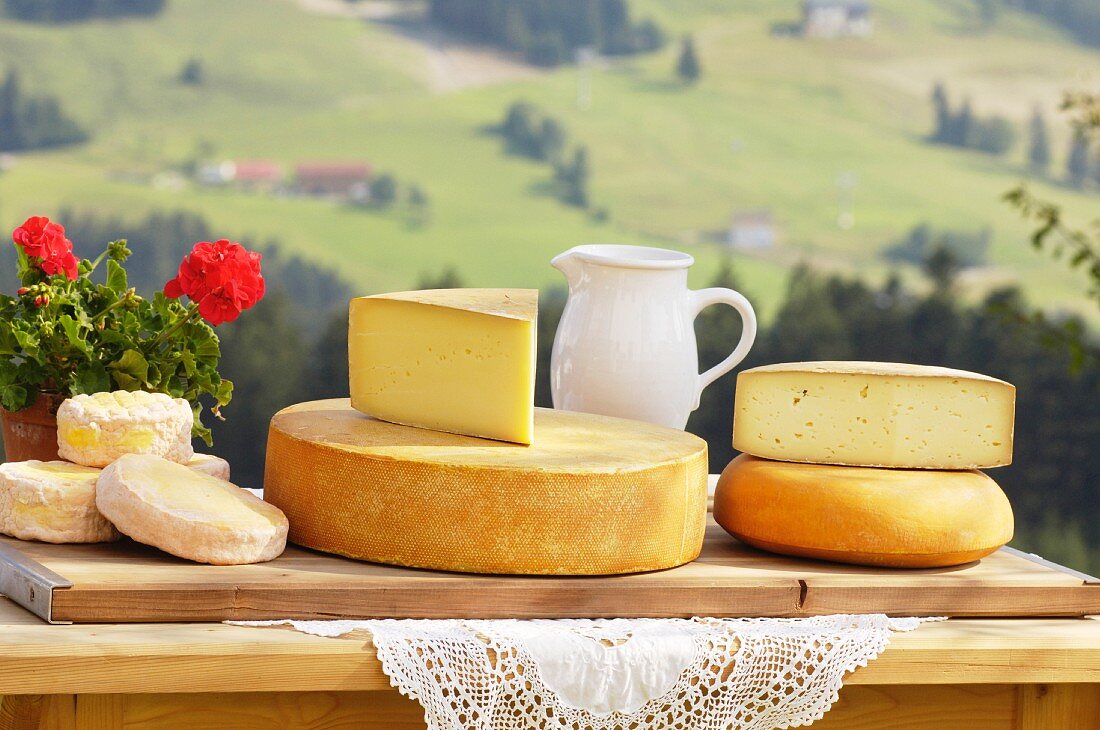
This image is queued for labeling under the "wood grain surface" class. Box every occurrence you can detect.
[6,685,1100,729]
[3,521,1098,623]
[1,597,1099,695]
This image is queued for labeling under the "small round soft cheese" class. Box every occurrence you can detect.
[0,460,120,543]
[57,391,194,468]
[187,453,231,481]
[96,454,288,565]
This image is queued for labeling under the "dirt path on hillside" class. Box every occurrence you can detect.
[293,0,541,93]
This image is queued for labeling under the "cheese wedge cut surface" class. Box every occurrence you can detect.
[265,399,708,575]
[0,461,119,543]
[97,454,288,565]
[733,361,1015,469]
[349,288,537,444]
[713,455,1014,568]
[57,390,194,468]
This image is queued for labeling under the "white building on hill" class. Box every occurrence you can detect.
[802,0,872,38]
[728,211,777,251]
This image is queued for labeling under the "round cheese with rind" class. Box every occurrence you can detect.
[0,460,120,543]
[733,361,1015,469]
[97,454,288,565]
[57,391,194,468]
[264,399,709,575]
[187,453,231,480]
[713,454,1014,568]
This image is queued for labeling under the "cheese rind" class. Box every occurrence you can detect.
[0,461,120,543]
[57,391,194,468]
[187,453,231,481]
[733,361,1015,469]
[264,399,708,575]
[713,454,1014,568]
[348,289,537,444]
[96,454,287,565]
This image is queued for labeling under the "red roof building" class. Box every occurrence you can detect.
[295,162,372,197]
[232,160,284,185]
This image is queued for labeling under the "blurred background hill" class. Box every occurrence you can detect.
[0,0,1098,570]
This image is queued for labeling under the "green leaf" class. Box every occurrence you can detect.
[106,259,128,294]
[0,384,28,411]
[71,361,110,395]
[108,349,149,390]
[0,324,17,356]
[214,378,233,406]
[59,315,92,358]
[180,350,196,376]
[191,402,213,446]
[12,328,40,360]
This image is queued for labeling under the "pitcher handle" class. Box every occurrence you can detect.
[689,288,757,409]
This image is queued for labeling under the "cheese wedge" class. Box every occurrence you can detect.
[733,361,1015,469]
[349,288,537,444]
[97,454,288,565]
[713,454,1014,568]
[265,399,708,575]
[0,461,119,543]
[57,390,194,468]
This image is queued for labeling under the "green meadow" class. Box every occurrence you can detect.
[0,0,1097,323]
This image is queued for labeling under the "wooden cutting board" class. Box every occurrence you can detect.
[1,522,1098,624]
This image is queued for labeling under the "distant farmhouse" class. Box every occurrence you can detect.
[295,162,371,201]
[232,160,284,193]
[802,0,872,38]
[194,159,372,201]
[728,211,777,251]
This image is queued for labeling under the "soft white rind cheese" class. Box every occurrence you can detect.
[187,453,231,481]
[57,391,195,468]
[0,461,119,543]
[96,454,287,565]
[733,361,1015,469]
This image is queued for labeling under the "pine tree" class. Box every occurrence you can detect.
[1067,133,1090,188]
[952,98,974,147]
[559,146,590,208]
[1028,107,1051,175]
[930,83,950,142]
[0,69,24,152]
[676,35,700,84]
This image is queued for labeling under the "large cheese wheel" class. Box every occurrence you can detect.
[713,455,1014,568]
[264,399,708,575]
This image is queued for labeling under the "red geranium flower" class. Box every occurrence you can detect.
[11,216,79,280]
[165,239,265,326]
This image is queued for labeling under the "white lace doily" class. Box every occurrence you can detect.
[232,615,936,730]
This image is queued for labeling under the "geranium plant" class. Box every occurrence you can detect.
[0,216,265,444]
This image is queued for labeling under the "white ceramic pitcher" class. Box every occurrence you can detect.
[550,244,757,430]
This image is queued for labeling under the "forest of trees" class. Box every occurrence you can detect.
[0,70,87,152]
[884,222,991,268]
[2,0,164,22]
[498,102,591,209]
[428,0,664,67]
[1001,0,1100,48]
[929,83,1016,155]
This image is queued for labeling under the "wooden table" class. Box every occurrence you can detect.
[0,596,1097,729]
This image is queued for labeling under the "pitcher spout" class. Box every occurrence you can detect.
[551,248,584,287]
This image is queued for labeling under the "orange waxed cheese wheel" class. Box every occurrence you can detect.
[713,454,1014,568]
[264,399,709,575]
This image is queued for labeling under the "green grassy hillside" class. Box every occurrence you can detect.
[0,0,1097,324]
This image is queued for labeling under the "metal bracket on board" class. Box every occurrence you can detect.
[1002,545,1100,585]
[0,540,73,624]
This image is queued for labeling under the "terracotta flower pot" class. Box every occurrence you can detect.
[1,392,66,463]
